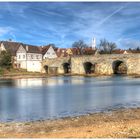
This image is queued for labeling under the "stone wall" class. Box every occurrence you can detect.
[71,54,140,75]
[41,57,70,74]
[42,54,140,75]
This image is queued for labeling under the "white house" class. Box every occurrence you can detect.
[16,44,42,72]
[42,45,57,59]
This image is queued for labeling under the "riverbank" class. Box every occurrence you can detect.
[0,72,140,79]
[0,108,140,138]
[0,67,140,79]
[0,73,47,79]
[0,69,46,79]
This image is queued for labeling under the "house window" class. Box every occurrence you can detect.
[23,55,25,59]
[18,55,20,59]
[36,55,39,59]
[31,55,33,59]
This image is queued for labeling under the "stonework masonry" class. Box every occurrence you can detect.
[42,57,70,74]
[42,54,140,75]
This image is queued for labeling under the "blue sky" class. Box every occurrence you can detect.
[0,2,140,49]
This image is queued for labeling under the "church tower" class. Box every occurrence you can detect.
[92,37,96,50]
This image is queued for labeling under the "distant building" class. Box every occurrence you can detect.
[66,48,81,56]
[112,49,132,54]
[56,48,68,57]
[41,45,57,59]
[83,47,98,55]
[66,48,73,56]
[92,37,96,50]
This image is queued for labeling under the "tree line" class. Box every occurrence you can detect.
[0,51,12,75]
[72,39,117,55]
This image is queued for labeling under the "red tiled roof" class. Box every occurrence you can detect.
[130,50,140,53]
[56,48,68,57]
[82,47,96,54]
[112,49,126,54]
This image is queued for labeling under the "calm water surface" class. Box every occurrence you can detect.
[0,76,140,122]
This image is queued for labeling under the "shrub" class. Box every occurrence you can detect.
[0,67,4,75]
[0,51,12,69]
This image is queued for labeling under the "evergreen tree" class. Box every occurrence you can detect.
[0,51,12,69]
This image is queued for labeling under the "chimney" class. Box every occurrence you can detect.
[26,45,29,51]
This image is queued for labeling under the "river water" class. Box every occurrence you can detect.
[0,76,140,122]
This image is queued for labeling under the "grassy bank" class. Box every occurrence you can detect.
[0,108,140,138]
[0,68,47,79]
[0,68,140,79]
[0,69,103,79]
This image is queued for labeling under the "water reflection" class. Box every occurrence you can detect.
[0,76,140,122]
[14,76,85,88]
[0,79,15,87]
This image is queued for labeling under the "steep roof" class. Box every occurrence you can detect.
[41,45,58,55]
[41,45,50,55]
[22,44,42,54]
[0,41,21,56]
[0,41,41,55]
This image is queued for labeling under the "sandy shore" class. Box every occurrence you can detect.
[0,108,140,138]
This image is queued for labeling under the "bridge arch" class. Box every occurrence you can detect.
[62,62,71,74]
[112,60,127,74]
[44,65,49,74]
[83,62,95,74]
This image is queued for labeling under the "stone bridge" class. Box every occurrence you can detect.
[42,54,140,75]
[42,57,70,74]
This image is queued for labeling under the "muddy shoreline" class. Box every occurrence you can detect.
[0,108,140,138]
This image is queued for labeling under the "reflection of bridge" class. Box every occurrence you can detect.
[42,54,140,75]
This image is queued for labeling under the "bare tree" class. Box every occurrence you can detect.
[99,39,117,54]
[72,40,88,55]
[109,42,117,54]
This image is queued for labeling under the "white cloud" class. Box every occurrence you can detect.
[1,2,140,48]
[0,27,14,37]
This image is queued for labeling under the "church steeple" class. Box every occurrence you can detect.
[92,37,96,50]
